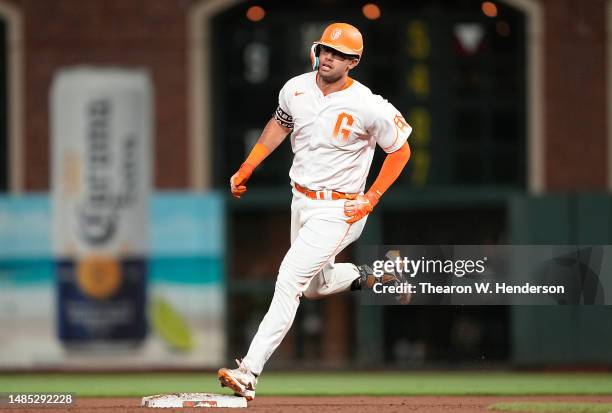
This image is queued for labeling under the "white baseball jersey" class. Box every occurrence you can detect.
[274,71,412,194]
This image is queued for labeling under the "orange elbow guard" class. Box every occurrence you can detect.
[367,142,410,201]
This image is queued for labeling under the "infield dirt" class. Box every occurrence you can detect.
[2,395,612,412]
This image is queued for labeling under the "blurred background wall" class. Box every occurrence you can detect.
[0,0,607,193]
[0,0,611,370]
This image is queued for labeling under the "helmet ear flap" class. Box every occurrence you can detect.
[310,44,319,70]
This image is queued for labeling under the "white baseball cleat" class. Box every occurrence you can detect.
[217,359,257,401]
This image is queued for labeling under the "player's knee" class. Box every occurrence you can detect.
[274,275,302,298]
[303,288,323,300]
[276,260,315,300]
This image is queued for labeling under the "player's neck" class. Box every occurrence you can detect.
[316,73,352,96]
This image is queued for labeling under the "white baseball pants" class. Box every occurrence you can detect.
[242,187,366,375]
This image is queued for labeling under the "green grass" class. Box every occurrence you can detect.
[0,372,610,397]
[489,402,612,413]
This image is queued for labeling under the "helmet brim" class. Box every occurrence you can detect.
[313,42,361,61]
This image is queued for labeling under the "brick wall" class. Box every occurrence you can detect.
[7,0,194,190]
[543,0,608,190]
[4,0,611,191]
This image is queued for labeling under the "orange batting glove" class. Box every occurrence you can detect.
[230,163,255,199]
[230,143,271,199]
[344,191,380,224]
[343,142,411,223]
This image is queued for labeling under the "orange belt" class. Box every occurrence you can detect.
[294,183,357,201]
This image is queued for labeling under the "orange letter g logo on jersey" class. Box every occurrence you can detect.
[332,112,354,142]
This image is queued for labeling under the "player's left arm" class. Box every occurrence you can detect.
[344,142,411,223]
[344,99,412,223]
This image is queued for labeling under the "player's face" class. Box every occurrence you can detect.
[317,45,359,83]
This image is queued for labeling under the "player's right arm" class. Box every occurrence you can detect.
[229,117,292,199]
[230,78,295,199]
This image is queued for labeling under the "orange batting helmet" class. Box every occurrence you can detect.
[310,23,363,70]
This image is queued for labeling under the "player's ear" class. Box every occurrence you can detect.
[310,44,319,70]
[348,58,359,70]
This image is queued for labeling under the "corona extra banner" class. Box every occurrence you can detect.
[51,68,153,348]
[0,67,225,370]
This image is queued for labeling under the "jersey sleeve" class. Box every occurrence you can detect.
[366,94,412,153]
[274,81,294,130]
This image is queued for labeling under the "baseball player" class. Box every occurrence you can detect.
[218,22,412,401]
